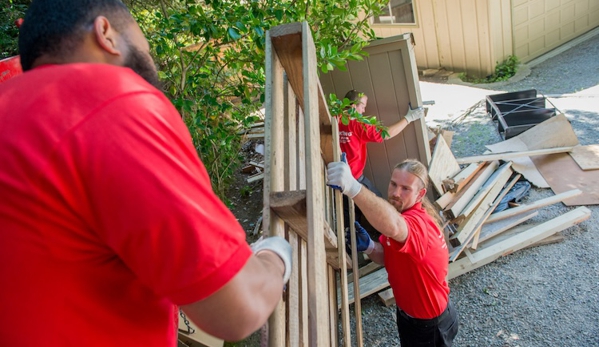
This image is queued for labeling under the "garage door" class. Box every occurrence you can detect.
[512,0,599,63]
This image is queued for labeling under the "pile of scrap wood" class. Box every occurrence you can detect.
[239,121,266,183]
[345,113,595,307]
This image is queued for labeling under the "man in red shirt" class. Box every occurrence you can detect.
[338,89,424,225]
[0,0,291,346]
[327,159,459,347]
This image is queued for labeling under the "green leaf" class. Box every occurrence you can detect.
[228,27,242,40]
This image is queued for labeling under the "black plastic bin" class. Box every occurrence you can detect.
[485,89,559,139]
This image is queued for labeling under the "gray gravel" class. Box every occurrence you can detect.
[354,32,599,347]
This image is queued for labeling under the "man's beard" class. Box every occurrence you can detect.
[124,46,162,90]
[388,197,404,212]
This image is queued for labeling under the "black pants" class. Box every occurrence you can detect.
[396,300,459,347]
[342,175,382,228]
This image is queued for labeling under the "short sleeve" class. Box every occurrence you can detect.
[349,120,384,143]
[51,91,252,305]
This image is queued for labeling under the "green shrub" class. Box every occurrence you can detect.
[459,55,519,84]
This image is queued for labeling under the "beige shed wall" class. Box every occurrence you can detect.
[512,0,599,63]
[370,0,513,77]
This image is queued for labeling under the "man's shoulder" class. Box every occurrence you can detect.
[26,63,158,97]
[70,64,154,91]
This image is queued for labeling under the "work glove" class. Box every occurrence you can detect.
[327,157,362,198]
[250,236,293,284]
[345,221,375,254]
[404,105,424,124]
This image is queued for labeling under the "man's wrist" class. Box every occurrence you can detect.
[364,239,375,255]
[346,179,362,198]
[250,236,292,283]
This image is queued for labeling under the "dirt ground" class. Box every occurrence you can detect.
[226,139,266,244]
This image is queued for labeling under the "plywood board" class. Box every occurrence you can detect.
[428,134,461,195]
[532,153,599,205]
[486,114,580,188]
[570,145,599,171]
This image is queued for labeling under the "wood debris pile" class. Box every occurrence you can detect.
[239,122,266,183]
[347,113,597,307]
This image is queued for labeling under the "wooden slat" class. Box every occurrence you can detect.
[301,21,329,346]
[284,75,300,347]
[448,162,486,193]
[428,133,461,195]
[444,161,498,219]
[328,266,338,347]
[347,261,383,285]
[287,232,300,346]
[449,166,513,260]
[300,239,308,345]
[263,30,287,345]
[435,190,455,210]
[470,174,521,249]
[450,163,513,245]
[269,190,337,250]
[348,201,363,347]
[448,207,591,279]
[455,146,575,164]
[457,162,513,220]
[484,189,582,224]
[269,22,334,164]
[345,267,389,305]
[478,211,538,244]
[332,105,351,346]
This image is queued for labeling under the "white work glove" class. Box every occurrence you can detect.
[250,236,293,284]
[404,106,424,124]
[326,160,362,198]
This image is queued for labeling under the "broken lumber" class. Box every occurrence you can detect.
[470,174,521,249]
[378,289,396,307]
[478,210,538,244]
[444,161,498,219]
[484,189,582,224]
[428,133,461,195]
[445,162,485,193]
[458,162,513,220]
[450,162,513,247]
[455,146,575,164]
[448,206,591,279]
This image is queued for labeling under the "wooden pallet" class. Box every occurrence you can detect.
[263,22,360,347]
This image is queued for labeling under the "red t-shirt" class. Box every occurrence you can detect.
[0,64,252,346]
[379,202,449,319]
[338,117,383,179]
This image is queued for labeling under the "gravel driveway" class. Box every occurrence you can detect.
[355,30,599,347]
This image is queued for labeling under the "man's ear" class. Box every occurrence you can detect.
[92,16,124,57]
[417,187,427,202]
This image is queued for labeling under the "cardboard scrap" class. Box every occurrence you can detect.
[486,114,579,188]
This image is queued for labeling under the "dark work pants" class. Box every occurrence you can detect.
[396,300,459,347]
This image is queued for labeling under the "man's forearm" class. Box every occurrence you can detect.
[367,242,385,264]
[385,118,409,139]
[352,187,408,243]
[181,252,286,341]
